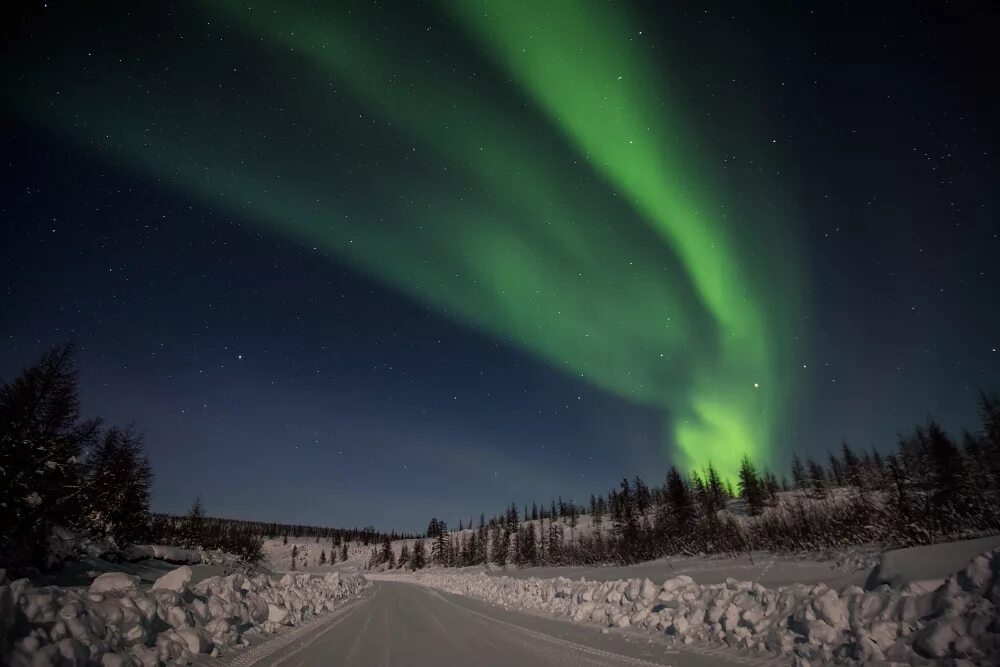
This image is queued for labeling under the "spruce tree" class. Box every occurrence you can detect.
[828,452,845,487]
[842,442,862,488]
[432,530,449,566]
[0,343,101,564]
[592,494,604,531]
[379,534,393,566]
[291,545,298,571]
[738,454,765,515]
[320,549,327,565]
[184,496,206,547]
[411,539,426,569]
[490,524,507,566]
[790,452,808,490]
[807,458,827,496]
[84,426,152,544]
[705,463,727,512]
[665,465,693,525]
[926,420,963,506]
[634,476,652,515]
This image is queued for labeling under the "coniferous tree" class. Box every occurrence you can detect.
[691,472,709,516]
[665,466,694,525]
[84,426,152,545]
[634,476,652,515]
[320,549,327,565]
[548,520,562,563]
[705,463,727,512]
[980,389,1000,452]
[828,452,845,487]
[379,534,394,566]
[432,530,449,565]
[807,458,827,496]
[0,343,101,565]
[790,452,808,490]
[762,468,780,504]
[490,524,507,566]
[184,496,206,547]
[398,543,410,569]
[926,420,963,507]
[841,442,862,488]
[291,544,298,571]
[341,542,348,562]
[411,539,426,570]
[738,454,765,515]
[870,448,887,489]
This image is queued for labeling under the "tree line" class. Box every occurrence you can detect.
[377,391,1000,570]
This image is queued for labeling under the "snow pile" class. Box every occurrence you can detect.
[0,566,368,665]
[374,547,1000,664]
[120,545,202,565]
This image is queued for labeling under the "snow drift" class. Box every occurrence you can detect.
[0,566,368,665]
[374,546,1000,664]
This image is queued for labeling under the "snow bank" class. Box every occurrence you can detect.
[374,547,1000,664]
[864,534,1000,590]
[0,566,368,666]
[141,545,202,565]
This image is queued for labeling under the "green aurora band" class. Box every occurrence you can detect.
[4,1,801,480]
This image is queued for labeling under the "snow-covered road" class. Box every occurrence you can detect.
[241,581,762,667]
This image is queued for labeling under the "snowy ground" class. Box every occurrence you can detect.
[6,536,1000,664]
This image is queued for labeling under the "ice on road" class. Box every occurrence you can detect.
[244,581,759,667]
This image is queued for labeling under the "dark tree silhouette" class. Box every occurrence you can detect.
[411,539,426,570]
[84,426,152,545]
[0,343,101,566]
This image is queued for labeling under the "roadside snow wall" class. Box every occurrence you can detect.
[0,567,368,666]
[374,547,1000,665]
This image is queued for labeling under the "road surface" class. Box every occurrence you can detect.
[235,581,774,667]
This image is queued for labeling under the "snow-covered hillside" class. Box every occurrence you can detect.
[260,538,372,574]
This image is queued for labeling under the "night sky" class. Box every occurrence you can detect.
[2,1,997,532]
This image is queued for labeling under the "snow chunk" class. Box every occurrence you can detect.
[811,589,848,631]
[661,575,694,593]
[912,619,956,659]
[89,572,140,593]
[143,544,202,564]
[152,565,192,593]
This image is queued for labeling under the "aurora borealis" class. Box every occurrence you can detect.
[2,0,996,528]
[5,0,797,479]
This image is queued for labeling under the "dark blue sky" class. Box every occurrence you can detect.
[2,1,997,532]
